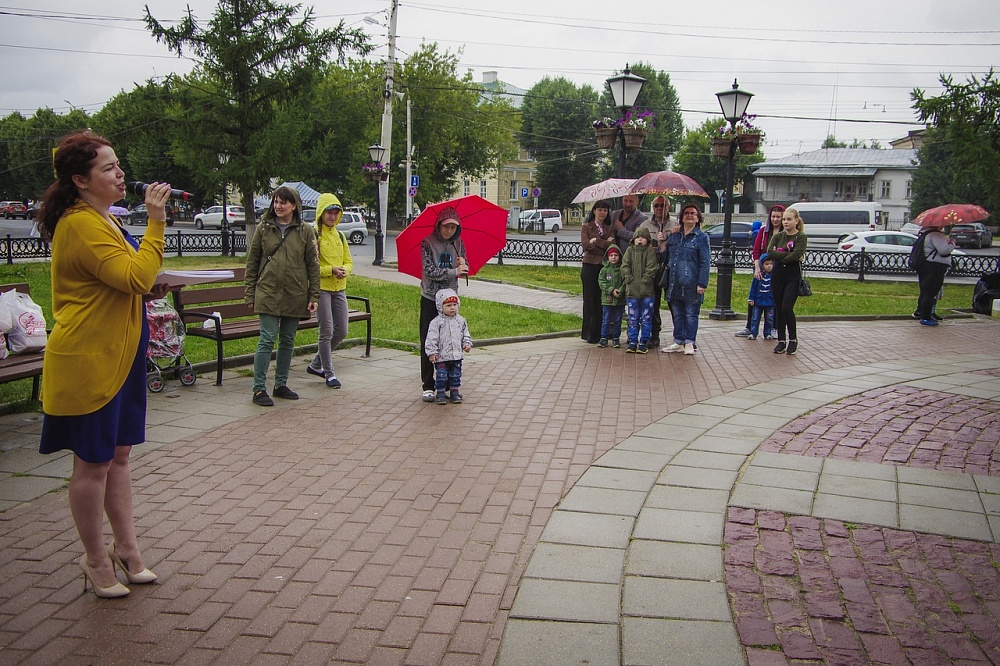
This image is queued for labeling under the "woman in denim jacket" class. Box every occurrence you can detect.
[661,204,711,355]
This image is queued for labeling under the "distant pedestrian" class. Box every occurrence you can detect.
[915,226,956,326]
[305,193,352,388]
[745,254,775,340]
[597,244,625,348]
[424,289,472,404]
[621,227,658,353]
[580,200,616,344]
[767,207,807,355]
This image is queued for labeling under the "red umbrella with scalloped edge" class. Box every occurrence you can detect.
[913,203,989,228]
[627,170,709,198]
[395,195,508,280]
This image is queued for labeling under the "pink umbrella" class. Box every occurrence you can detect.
[395,195,508,280]
[627,171,709,198]
[571,178,637,204]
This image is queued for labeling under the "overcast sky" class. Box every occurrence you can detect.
[3,0,998,158]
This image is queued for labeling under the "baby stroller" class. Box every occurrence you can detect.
[145,298,197,392]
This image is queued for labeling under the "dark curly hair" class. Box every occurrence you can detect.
[38,131,113,240]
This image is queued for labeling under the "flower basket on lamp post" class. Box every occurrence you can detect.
[594,127,617,150]
[737,133,761,154]
[622,128,647,150]
[711,137,733,159]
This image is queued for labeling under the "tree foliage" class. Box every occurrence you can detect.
[672,117,765,213]
[0,109,91,201]
[144,0,370,230]
[910,69,1000,217]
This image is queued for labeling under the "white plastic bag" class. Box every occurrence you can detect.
[28,220,41,238]
[202,311,221,329]
[0,289,46,354]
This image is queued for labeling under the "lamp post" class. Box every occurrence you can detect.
[368,143,387,265]
[605,66,646,178]
[708,79,754,320]
[217,152,231,257]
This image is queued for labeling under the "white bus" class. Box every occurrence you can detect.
[787,202,886,245]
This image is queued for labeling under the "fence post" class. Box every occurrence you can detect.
[175,230,183,258]
[221,226,230,257]
[4,235,11,265]
[496,248,503,266]
[553,237,559,268]
[857,248,866,282]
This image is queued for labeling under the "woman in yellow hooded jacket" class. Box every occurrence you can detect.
[305,193,353,388]
[37,131,171,598]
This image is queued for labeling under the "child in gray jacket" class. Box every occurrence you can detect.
[424,288,473,404]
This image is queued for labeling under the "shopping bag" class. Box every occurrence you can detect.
[0,289,47,354]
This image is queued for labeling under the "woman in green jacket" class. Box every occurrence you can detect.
[766,208,808,355]
[245,186,320,406]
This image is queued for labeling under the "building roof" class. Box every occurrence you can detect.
[480,71,527,109]
[750,148,918,177]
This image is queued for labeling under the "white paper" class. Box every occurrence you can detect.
[155,269,235,287]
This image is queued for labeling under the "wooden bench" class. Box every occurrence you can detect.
[170,268,372,386]
[0,283,44,401]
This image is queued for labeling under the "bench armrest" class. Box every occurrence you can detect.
[346,295,371,313]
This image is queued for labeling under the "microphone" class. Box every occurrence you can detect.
[126,181,193,201]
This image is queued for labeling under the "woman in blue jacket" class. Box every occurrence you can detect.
[661,204,711,356]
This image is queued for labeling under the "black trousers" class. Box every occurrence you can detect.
[917,263,948,321]
[772,265,801,342]
[581,263,602,343]
[419,295,438,391]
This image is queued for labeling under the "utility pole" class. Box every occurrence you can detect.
[405,95,413,225]
[374,0,398,265]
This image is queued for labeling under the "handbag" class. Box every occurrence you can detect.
[798,275,812,297]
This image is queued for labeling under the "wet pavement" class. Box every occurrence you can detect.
[0,266,998,665]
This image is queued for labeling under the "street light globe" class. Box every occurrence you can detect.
[716,79,754,123]
[368,143,386,164]
[606,66,646,111]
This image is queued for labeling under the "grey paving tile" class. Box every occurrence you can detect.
[729,484,814,515]
[594,448,677,472]
[823,457,897,481]
[657,465,738,491]
[978,491,1000,516]
[722,412,793,431]
[704,423,776,441]
[744,403,808,419]
[685,435,760,456]
[625,540,723,581]
[540,511,634,549]
[576,466,658,493]
[655,412,728,430]
[740,465,818,492]
[899,505,993,541]
[615,435,686,457]
[645,485,730,513]
[989,515,1000,542]
[813,494,899,529]
[700,394,764,410]
[897,466,978,490]
[558,486,647,517]
[496,620,619,666]
[509,578,620,623]
[676,403,742,419]
[632,508,724,546]
[523,543,625,584]
[0,473,65,502]
[818,474,897,502]
[898,483,983,512]
[668,450,746,472]
[750,451,824,473]
[622,617,743,666]
[623,576,730,621]
[634,422,710,443]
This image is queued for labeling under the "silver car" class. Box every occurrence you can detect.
[301,209,369,244]
[194,205,246,229]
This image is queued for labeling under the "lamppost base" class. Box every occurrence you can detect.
[708,308,738,321]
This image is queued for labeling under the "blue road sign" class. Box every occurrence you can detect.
[411,175,419,188]
[520,187,529,198]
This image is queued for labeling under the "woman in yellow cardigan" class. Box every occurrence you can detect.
[37,131,172,598]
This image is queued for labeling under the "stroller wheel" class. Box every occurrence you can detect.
[179,367,197,386]
[147,374,165,393]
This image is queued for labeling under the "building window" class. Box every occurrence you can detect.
[786,179,798,197]
[905,180,912,199]
[463,179,470,196]
[810,180,823,197]
[509,180,518,201]
[880,180,891,199]
[857,180,869,198]
[834,181,844,197]
[480,180,487,198]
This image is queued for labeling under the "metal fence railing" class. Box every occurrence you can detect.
[4,232,997,280]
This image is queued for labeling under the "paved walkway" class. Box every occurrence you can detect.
[0,273,998,665]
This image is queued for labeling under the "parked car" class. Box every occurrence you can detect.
[838,230,965,270]
[2,201,28,220]
[194,205,245,229]
[899,222,922,235]
[519,209,562,233]
[127,204,174,226]
[950,223,993,249]
[301,209,369,244]
[700,221,756,248]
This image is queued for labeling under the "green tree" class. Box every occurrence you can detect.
[0,109,91,202]
[144,0,370,233]
[822,135,847,149]
[910,69,1000,216]
[519,77,600,211]
[672,118,764,212]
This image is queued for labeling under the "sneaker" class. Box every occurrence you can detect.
[786,340,798,355]
[326,376,342,389]
[598,338,608,348]
[450,391,463,404]
[306,365,326,378]
[932,312,944,321]
[252,390,274,406]
[661,343,684,353]
[626,344,637,353]
[637,343,648,354]
[436,392,448,405]
[612,339,621,348]
[735,328,751,338]
[919,319,939,327]
[764,335,775,340]
[773,341,786,354]
[683,343,695,355]
[422,390,435,402]
[747,335,757,341]
[273,386,299,400]
[912,310,921,319]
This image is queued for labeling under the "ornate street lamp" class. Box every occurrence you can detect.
[708,79,754,320]
[605,66,646,178]
[367,143,387,265]
[217,152,232,257]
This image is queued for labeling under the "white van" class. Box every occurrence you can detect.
[788,202,886,245]
[519,209,563,233]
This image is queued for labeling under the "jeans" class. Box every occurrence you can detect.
[668,299,701,345]
[749,305,774,338]
[601,304,624,341]
[253,313,300,392]
[434,360,463,392]
[309,290,348,376]
[917,263,948,321]
[626,297,654,345]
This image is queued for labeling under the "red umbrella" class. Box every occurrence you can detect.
[395,195,508,280]
[913,203,990,228]
[627,170,709,198]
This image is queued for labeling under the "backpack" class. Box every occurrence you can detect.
[908,230,936,270]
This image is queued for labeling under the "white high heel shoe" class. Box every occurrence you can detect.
[107,544,158,584]
[80,555,129,598]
